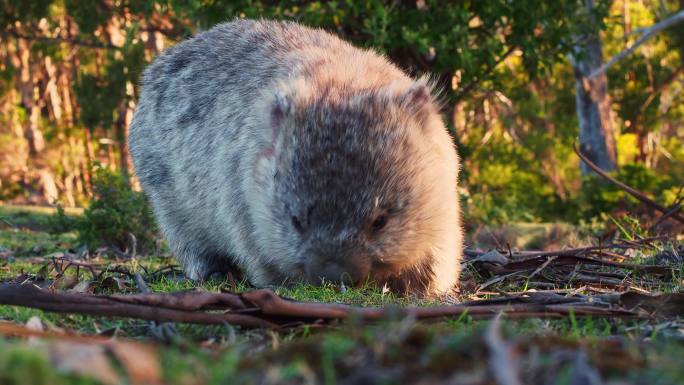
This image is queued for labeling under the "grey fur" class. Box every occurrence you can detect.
[129,19,463,295]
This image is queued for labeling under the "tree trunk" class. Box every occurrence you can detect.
[43,56,63,123]
[14,38,46,156]
[11,36,58,204]
[679,0,684,65]
[82,129,95,196]
[117,81,136,178]
[571,0,617,175]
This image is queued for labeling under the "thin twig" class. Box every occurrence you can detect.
[573,140,684,223]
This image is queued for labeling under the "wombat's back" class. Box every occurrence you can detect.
[133,20,344,135]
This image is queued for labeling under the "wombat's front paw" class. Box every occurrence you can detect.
[183,257,243,282]
[206,271,229,282]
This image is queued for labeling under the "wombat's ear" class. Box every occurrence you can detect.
[397,82,436,125]
[270,91,294,127]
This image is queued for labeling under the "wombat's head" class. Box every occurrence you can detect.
[249,78,459,294]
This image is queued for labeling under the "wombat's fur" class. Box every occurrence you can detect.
[129,19,463,295]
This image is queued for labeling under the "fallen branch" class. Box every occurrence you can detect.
[0,283,662,330]
[0,283,279,329]
[464,236,663,261]
[134,272,179,342]
[573,141,684,224]
[501,255,672,276]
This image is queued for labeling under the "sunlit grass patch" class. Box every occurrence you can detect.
[0,204,82,231]
[0,229,76,257]
[276,281,433,307]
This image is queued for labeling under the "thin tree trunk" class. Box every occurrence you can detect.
[571,0,617,175]
[116,110,131,177]
[43,56,62,123]
[14,38,46,156]
[107,136,117,170]
[82,129,95,196]
[679,0,684,65]
[11,36,58,203]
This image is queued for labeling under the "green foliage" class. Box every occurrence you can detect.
[0,0,53,25]
[0,341,100,385]
[579,163,678,219]
[3,0,684,228]
[154,0,604,95]
[74,37,145,131]
[0,343,53,385]
[73,73,121,130]
[64,0,112,35]
[60,0,606,135]
[51,165,159,253]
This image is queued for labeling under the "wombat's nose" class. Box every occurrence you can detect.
[306,261,365,286]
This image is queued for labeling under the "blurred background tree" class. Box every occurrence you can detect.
[0,0,682,231]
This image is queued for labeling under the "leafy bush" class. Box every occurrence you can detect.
[51,165,159,254]
[579,163,674,219]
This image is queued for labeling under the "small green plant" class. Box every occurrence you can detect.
[51,164,159,254]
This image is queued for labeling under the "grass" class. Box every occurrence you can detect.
[0,204,683,384]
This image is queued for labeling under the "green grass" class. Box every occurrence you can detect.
[0,203,78,258]
[0,204,81,230]
[276,281,440,307]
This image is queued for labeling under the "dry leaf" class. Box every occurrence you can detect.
[471,250,509,265]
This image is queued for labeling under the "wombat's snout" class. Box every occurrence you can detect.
[304,255,371,286]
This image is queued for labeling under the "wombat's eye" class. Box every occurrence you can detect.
[370,215,387,232]
[291,216,304,233]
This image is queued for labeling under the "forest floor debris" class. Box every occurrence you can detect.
[0,204,682,384]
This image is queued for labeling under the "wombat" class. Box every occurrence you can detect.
[129,19,463,295]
